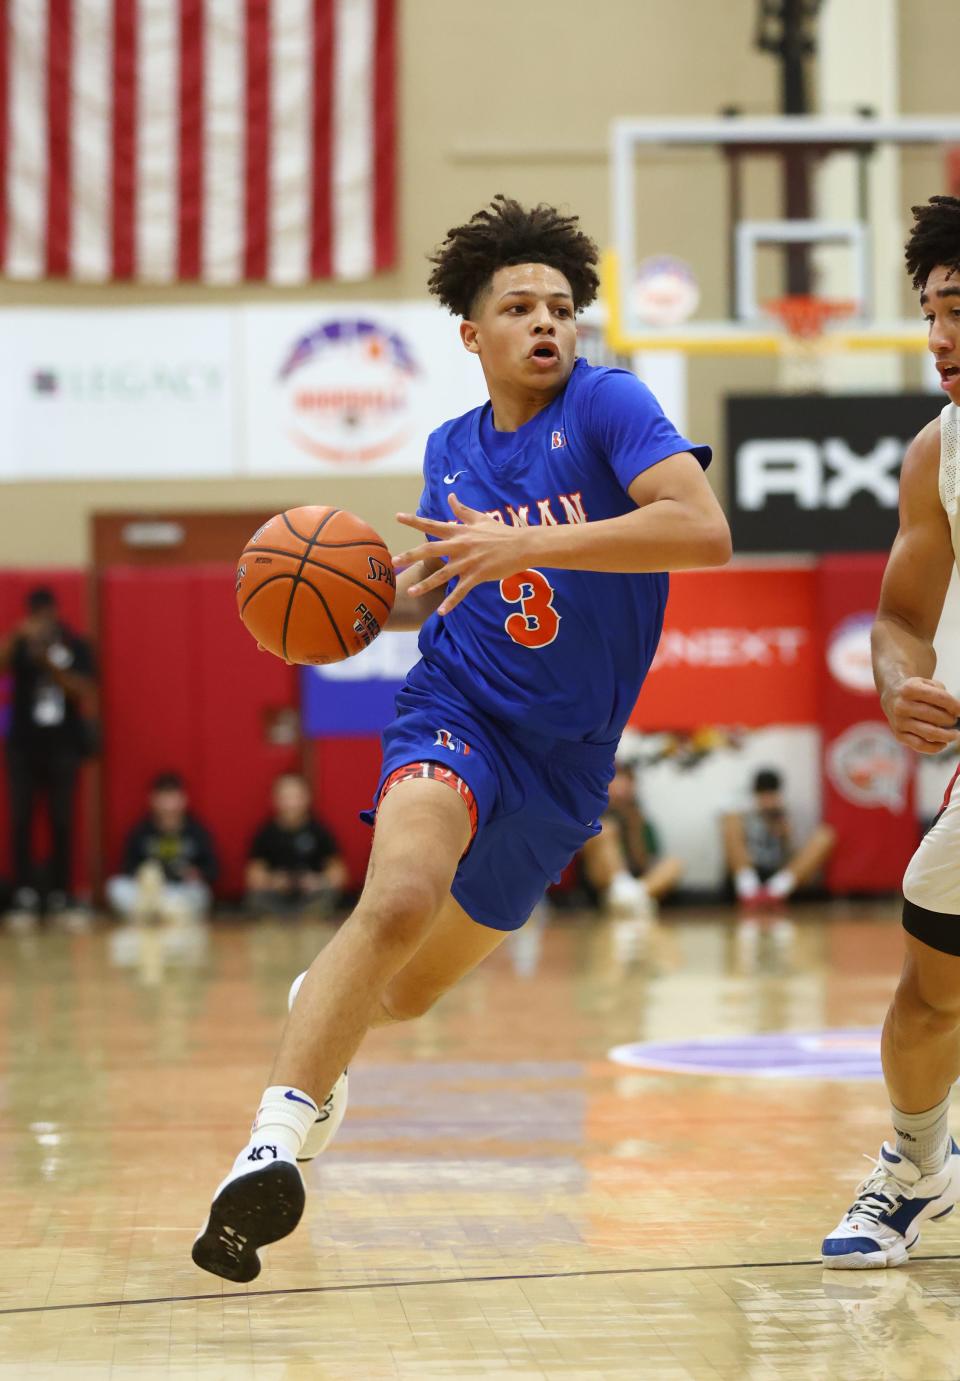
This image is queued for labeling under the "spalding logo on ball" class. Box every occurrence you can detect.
[236,506,396,665]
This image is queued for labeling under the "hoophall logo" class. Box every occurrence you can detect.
[826,722,910,811]
[827,613,875,694]
[278,319,421,465]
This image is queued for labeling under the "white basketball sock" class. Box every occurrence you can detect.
[891,1093,951,1175]
[249,1085,319,1158]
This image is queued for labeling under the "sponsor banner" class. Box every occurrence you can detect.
[301,630,421,736]
[632,566,818,730]
[818,555,918,891]
[609,1028,882,1081]
[0,308,235,481]
[728,394,940,553]
[241,304,487,475]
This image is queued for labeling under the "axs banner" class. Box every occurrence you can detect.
[728,395,943,553]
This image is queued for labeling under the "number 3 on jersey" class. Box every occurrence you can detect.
[500,569,560,649]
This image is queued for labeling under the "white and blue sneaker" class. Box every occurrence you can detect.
[822,1139,960,1269]
[288,970,349,1162]
[192,1141,305,1282]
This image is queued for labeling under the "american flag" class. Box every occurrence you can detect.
[0,0,396,283]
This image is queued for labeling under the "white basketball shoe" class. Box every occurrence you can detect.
[822,1139,960,1268]
[192,1141,305,1282]
[287,970,349,1162]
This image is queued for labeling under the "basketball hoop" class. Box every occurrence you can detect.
[765,295,857,390]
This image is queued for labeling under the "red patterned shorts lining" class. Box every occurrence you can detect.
[378,761,479,847]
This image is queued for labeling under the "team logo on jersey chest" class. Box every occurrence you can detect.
[550,429,566,450]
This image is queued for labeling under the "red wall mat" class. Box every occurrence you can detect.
[99,565,300,897]
[0,570,92,895]
[817,554,918,892]
[311,736,383,890]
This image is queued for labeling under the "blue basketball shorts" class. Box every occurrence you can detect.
[362,679,617,932]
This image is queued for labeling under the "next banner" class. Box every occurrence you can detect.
[632,565,819,731]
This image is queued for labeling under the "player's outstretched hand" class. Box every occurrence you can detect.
[394,494,530,615]
[881,676,960,755]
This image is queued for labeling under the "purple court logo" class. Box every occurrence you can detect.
[608,1028,883,1081]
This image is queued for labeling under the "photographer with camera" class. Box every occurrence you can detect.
[0,587,97,926]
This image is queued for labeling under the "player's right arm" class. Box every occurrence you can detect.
[872,417,960,754]
[388,556,446,629]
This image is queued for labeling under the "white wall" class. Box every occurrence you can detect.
[633,726,822,889]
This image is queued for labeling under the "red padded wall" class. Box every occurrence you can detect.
[818,555,917,892]
[0,570,92,894]
[0,566,383,901]
[99,565,300,896]
[311,736,383,890]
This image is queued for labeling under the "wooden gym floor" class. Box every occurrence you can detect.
[1,903,958,1380]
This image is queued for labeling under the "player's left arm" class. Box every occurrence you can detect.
[394,458,730,615]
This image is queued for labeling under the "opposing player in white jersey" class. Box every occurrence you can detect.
[823,196,960,1267]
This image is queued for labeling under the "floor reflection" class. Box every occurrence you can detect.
[0,902,953,1379]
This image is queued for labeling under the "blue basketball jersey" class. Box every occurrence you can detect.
[409,357,711,743]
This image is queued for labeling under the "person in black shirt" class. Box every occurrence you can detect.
[0,587,96,923]
[245,772,347,916]
[106,772,219,923]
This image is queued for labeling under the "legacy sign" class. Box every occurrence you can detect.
[728,394,942,552]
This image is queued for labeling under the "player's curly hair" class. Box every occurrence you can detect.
[905,196,960,290]
[427,195,600,318]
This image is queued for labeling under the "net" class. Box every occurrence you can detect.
[765,295,857,392]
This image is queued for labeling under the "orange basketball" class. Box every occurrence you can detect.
[235,506,396,665]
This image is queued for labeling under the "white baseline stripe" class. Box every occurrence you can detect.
[203,0,244,283]
[6,0,48,278]
[268,0,311,284]
[136,0,178,281]
[332,0,374,280]
[71,0,112,280]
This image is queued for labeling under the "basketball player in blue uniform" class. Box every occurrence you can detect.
[193,196,731,1281]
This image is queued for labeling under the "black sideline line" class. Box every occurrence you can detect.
[3,1253,959,1317]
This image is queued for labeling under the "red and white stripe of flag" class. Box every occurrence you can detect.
[0,0,396,283]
